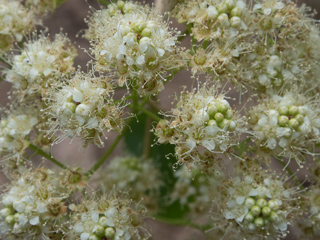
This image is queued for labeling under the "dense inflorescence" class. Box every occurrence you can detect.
[155,84,247,169]
[85,0,185,96]
[249,91,320,164]
[44,71,126,148]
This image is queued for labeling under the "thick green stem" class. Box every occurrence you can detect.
[28,144,68,169]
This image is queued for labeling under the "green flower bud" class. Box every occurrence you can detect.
[218,13,230,27]
[217,3,228,13]
[5,215,15,224]
[289,118,299,129]
[230,16,241,28]
[251,205,261,216]
[214,112,224,122]
[269,211,279,222]
[219,119,230,129]
[218,103,228,113]
[65,102,77,113]
[88,234,99,240]
[0,208,13,218]
[262,206,271,217]
[225,109,233,119]
[254,217,264,227]
[268,200,279,210]
[278,106,288,115]
[231,7,242,17]
[117,0,125,10]
[208,119,218,127]
[99,216,109,227]
[278,115,289,126]
[295,114,304,124]
[245,212,254,222]
[256,198,267,208]
[245,197,256,209]
[288,106,299,116]
[141,28,152,37]
[228,121,236,131]
[94,225,105,237]
[207,105,218,117]
[105,227,116,238]
[225,0,235,9]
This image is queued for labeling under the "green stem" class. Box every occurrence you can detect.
[85,125,130,177]
[128,104,161,121]
[28,144,68,169]
[142,115,152,159]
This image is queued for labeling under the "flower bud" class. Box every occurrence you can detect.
[105,227,116,238]
[262,206,271,217]
[254,217,264,227]
[278,116,289,126]
[207,6,218,19]
[218,13,230,27]
[251,206,261,216]
[214,112,224,122]
[288,106,298,116]
[256,198,267,208]
[245,197,256,208]
[230,16,241,28]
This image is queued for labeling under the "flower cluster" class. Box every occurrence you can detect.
[0,168,69,240]
[85,1,184,95]
[0,0,37,52]
[170,164,224,219]
[4,33,77,98]
[68,191,149,240]
[155,85,247,169]
[249,92,320,164]
[213,165,302,239]
[173,0,249,41]
[45,71,125,148]
[100,156,162,213]
[0,105,39,164]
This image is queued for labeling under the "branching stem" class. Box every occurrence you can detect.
[28,143,68,169]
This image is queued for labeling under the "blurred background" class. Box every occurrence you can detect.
[0,0,319,239]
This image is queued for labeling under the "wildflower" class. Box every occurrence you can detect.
[0,0,37,52]
[213,163,302,239]
[45,71,125,148]
[173,0,250,41]
[248,91,320,165]
[100,156,162,213]
[0,168,69,240]
[68,190,149,240]
[154,84,247,169]
[4,33,77,98]
[85,1,184,95]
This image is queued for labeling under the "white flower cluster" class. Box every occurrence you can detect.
[69,192,148,240]
[173,0,249,41]
[249,92,320,164]
[100,157,162,213]
[171,164,224,218]
[85,1,184,95]
[0,0,36,51]
[46,71,125,148]
[0,168,68,240]
[0,106,38,163]
[155,85,246,169]
[215,167,301,239]
[4,33,77,98]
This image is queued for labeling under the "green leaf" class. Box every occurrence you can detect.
[124,113,189,219]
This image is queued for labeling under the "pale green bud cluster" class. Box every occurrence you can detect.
[106,0,134,16]
[173,0,247,40]
[243,197,280,230]
[155,86,246,170]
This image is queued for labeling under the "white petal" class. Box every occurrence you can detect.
[80,233,90,240]
[136,55,145,65]
[263,8,272,15]
[157,48,165,56]
[186,139,196,150]
[29,216,39,225]
[236,196,245,205]
[202,140,215,151]
[267,138,277,149]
